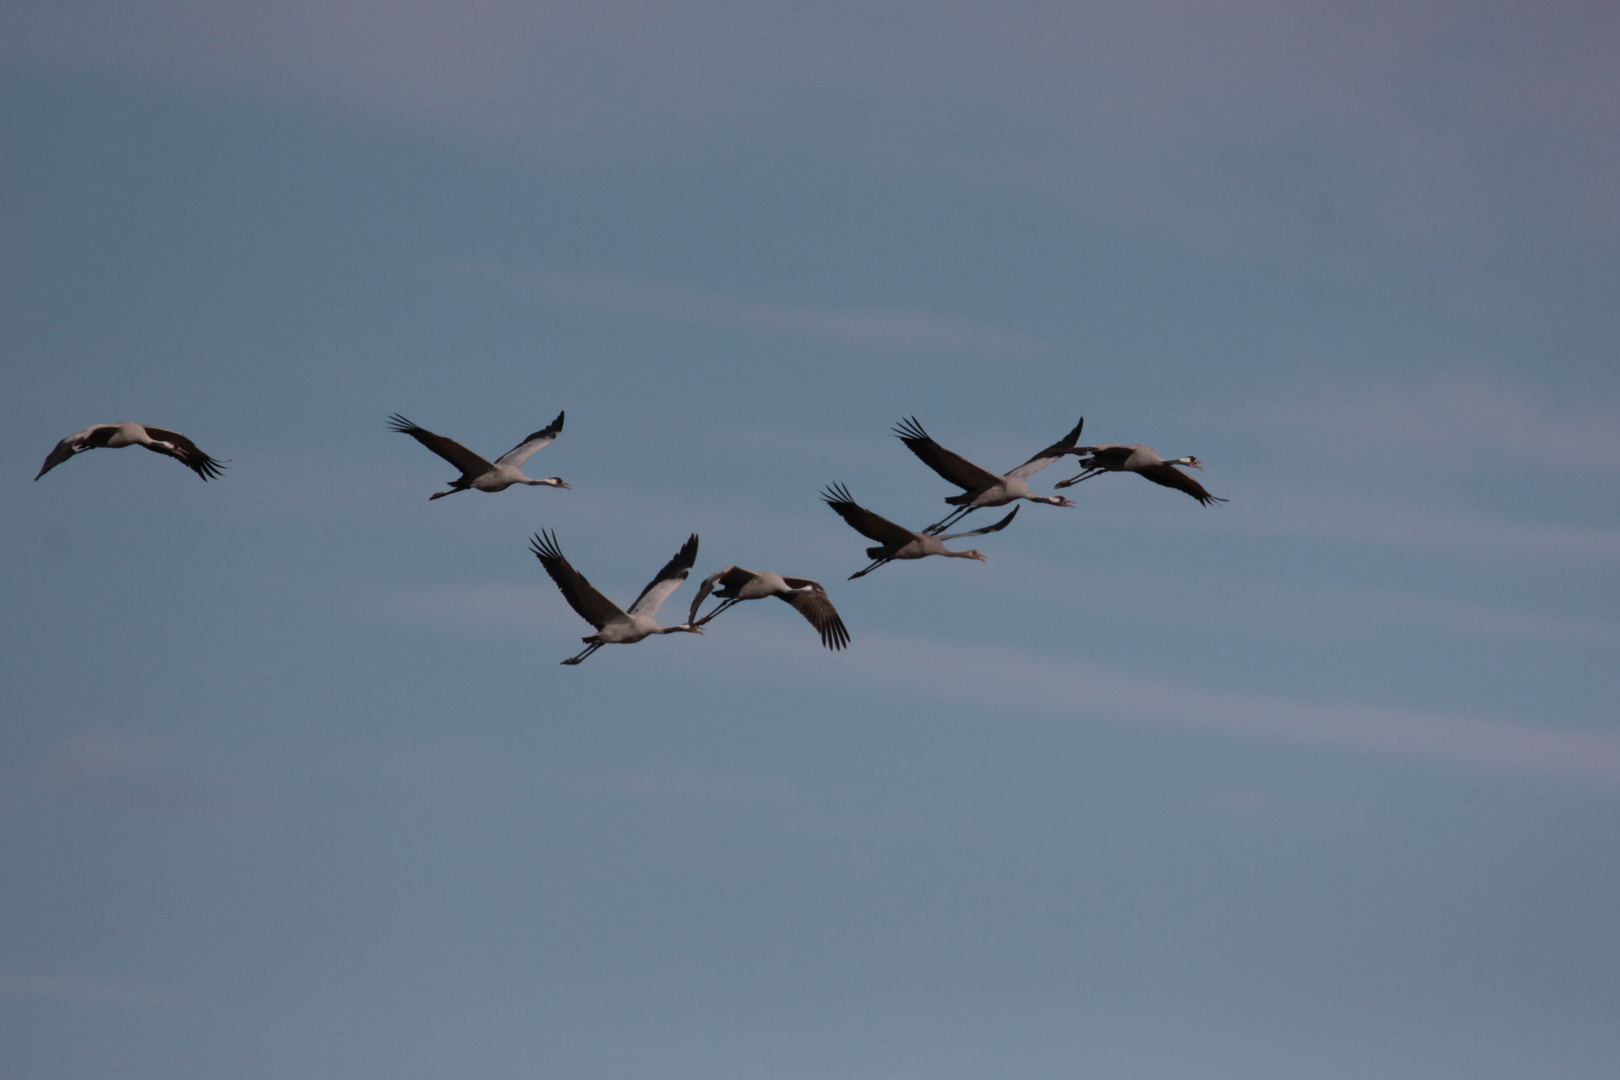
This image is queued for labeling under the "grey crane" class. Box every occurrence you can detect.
[529,530,702,665]
[389,412,567,499]
[1054,443,1227,505]
[821,483,1018,580]
[687,567,850,650]
[36,422,225,481]
[892,416,1083,535]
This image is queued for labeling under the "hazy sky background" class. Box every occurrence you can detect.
[3,2,1618,1077]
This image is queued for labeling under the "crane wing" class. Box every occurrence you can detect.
[1139,465,1227,506]
[628,533,699,617]
[35,424,111,479]
[892,416,1003,492]
[140,425,226,480]
[494,411,564,467]
[1083,444,1135,470]
[687,565,752,625]
[778,577,850,650]
[939,504,1019,539]
[820,484,917,547]
[1005,417,1085,480]
[529,531,625,630]
[388,414,493,479]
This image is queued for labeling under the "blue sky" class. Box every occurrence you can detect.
[3,2,1619,1077]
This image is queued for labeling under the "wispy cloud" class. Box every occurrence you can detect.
[1222,491,1620,564]
[567,760,801,805]
[1344,589,1616,643]
[36,726,227,816]
[391,582,1620,785]
[488,266,1059,358]
[1068,481,1620,565]
[983,553,1618,645]
[1282,368,1620,474]
[676,627,1620,788]
[847,634,1620,786]
[0,972,208,1014]
[395,583,555,632]
[5,2,1617,238]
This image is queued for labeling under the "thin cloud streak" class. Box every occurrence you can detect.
[568,622,1620,788]
[34,726,228,817]
[5,1,1617,237]
[981,553,1618,646]
[841,633,1620,787]
[566,760,802,805]
[494,267,1060,357]
[1074,483,1620,564]
[1226,495,1620,564]
[395,584,554,631]
[1283,368,1620,474]
[0,973,208,1014]
[395,588,1620,784]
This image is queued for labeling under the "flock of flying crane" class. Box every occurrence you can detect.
[35,414,1226,664]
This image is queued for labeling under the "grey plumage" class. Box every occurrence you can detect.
[688,566,850,650]
[36,422,225,481]
[820,483,1018,580]
[529,530,702,665]
[893,415,1083,534]
[1054,443,1226,505]
[390,412,568,499]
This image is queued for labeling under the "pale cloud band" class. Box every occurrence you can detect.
[493,265,1060,357]
[852,633,1620,787]
[5,1,1616,238]
[391,580,1620,789]
[0,973,207,1013]
[1280,369,1620,475]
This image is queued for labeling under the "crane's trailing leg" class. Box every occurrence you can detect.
[561,642,603,665]
[849,556,894,580]
[923,505,977,535]
[695,597,742,627]
[1053,468,1102,490]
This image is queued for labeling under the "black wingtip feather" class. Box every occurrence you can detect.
[891,416,931,444]
[820,481,855,507]
[676,533,700,572]
[529,529,564,565]
[193,455,227,481]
